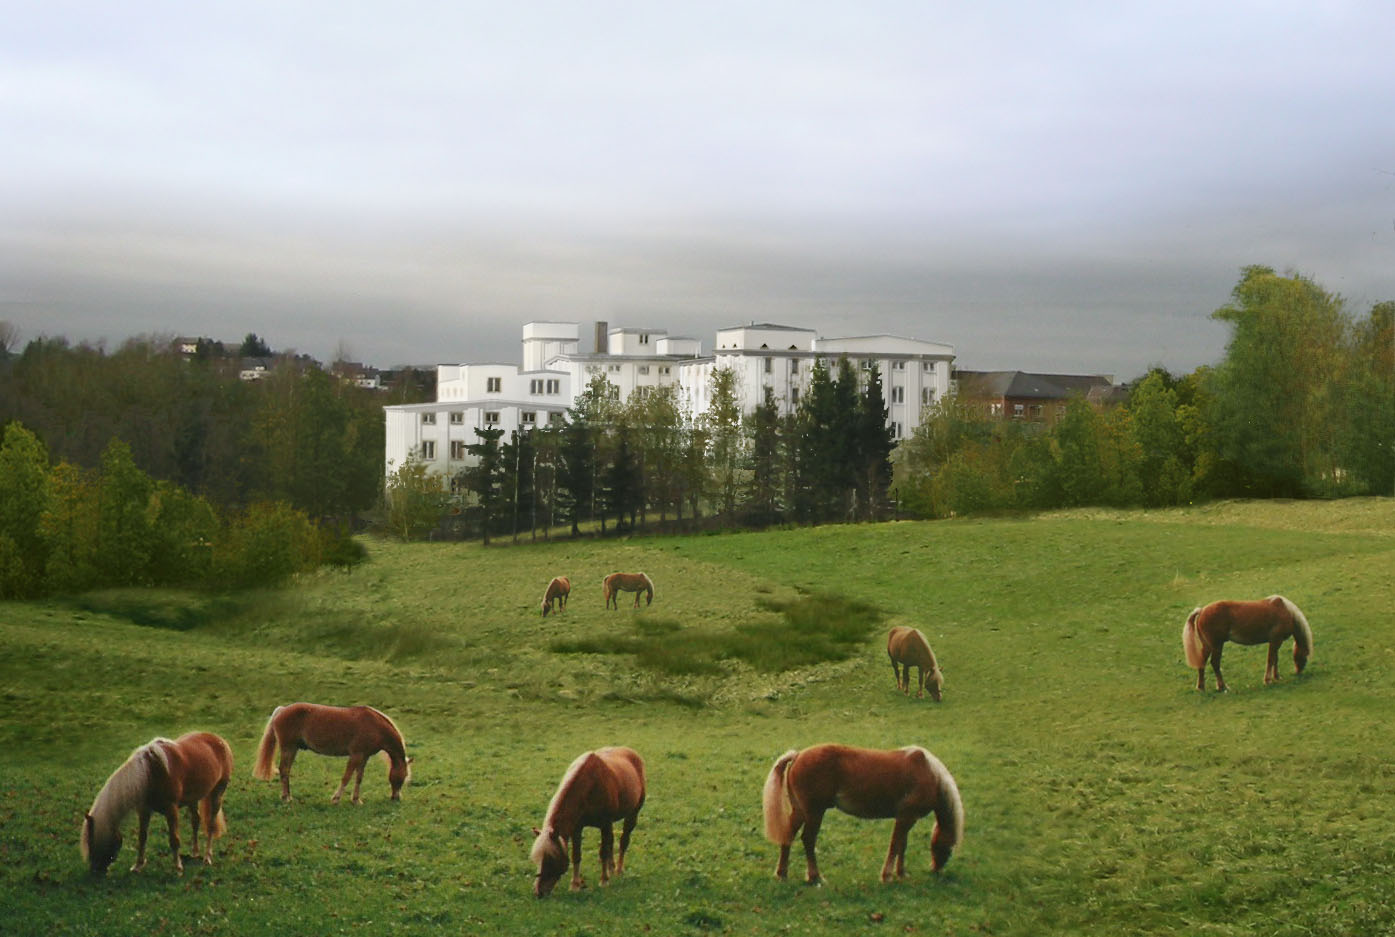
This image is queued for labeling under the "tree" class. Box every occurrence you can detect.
[704,366,744,523]
[1208,266,1348,496]
[1336,301,1395,495]
[384,457,450,541]
[0,422,49,597]
[853,363,894,520]
[239,333,273,357]
[39,461,99,592]
[462,427,504,545]
[744,386,782,526]
[96,438,155,586]
[558,411,596,536]
[602,420,642,531]
[1126,370,1192,506]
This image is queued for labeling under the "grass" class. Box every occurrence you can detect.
[2,498,1394,935]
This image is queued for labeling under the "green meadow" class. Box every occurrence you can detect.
[3,499,1394,936]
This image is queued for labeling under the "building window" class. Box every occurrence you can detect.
[450,411,464,424]
[421,412,436,425]
[521,411,537,425]
[660,366,671,375]
[450,440,466,460]
[764,357,773,373]
[990,403,1004,416]
[923,361,936,373]
[548,411,564,425]
[638,365,650,375]
[487,377,502,393]
[1013,403,1025,419]
[890,421,902,439]
[420,440,436,459]
[639,333,650,344]
[790,386,800,405]
[891,361,905,370]
[546,379,560,394]
[530,379,543,394]
[608,364,621,373]
[921,387,933,405]
[484,411,500,425]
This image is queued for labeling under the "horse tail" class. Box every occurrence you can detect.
[1271,595,1314,661]
[252,709,281,781]
[1182,608,1206,669]
[201,798,228,839]
[762,750,800,844]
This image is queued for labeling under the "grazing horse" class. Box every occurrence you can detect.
[253,703,411,804]
[1182,595,1314,692]
[81,732,233,875]
[603,572,654,610]
[762,743,963,884]
[541,576,571,617]
[529,747,646,897]
[887,626,943,701]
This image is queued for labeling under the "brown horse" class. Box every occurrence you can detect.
[603,572,653,609]
[541,576,571,617]
[762,743,963,884]
[529,747,646,897]
[81,732,233,875]
[253,703,411,804]
[887,626,943,701]
[1182,595,1314,692]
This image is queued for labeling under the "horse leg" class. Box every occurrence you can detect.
[131,808,152,872]
[1210,644,1228,692]
[352,754,368,805]
[1265,641,1280,684]
[186,803,202,861]
[570,830,586,891]
[916,666,926,699]
[278,747,298,802]
[633,590,641,609]
[163,804,184,874]
[881,816,918,882]
[616,813,637,876]
[801,808,827,885]
[598,823,615,884]
[332,754,364,805]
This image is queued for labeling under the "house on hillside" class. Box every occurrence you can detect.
[953,370,1121,426]
[383,319,957,481]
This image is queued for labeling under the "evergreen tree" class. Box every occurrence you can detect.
[853,363,894,520]
[463,426,504,545]
[745,386,782,526]
[704,366,744,523]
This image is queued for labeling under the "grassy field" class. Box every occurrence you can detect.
[3,499,1394,936]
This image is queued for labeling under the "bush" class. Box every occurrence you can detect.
[210,502,321,589]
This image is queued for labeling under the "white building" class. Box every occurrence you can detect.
[384,320,954,479]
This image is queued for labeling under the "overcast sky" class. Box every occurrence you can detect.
[2,1,1391,379]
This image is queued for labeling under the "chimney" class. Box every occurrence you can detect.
[595,321,608,354]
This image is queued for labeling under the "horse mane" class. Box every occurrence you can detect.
[365,707,410,777]
[82,739,170,860]
[904,746,963,847]
[531,751,594,863]
[1269,595,1314,658]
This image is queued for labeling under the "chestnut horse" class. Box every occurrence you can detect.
[1182,595,1314,692]
[603,572,654,609]
[887,626,943,701]
[81,732,233,875]
[763,743,963,884]
[529,747,646,897]
[541,576,571,617]
[253,703,411,804]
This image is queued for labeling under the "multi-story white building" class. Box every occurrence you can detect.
[384,320,954,479]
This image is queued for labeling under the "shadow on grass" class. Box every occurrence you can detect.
[550,593,883,676]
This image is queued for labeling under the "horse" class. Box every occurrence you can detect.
[529,746,646,897]
[253,703,411,804]
[762,743,963,885]
[603,572,654,609]
[81,732,233,876]
[541,576,571,617]
[887,626,943,701]
[1182,595,1314,692]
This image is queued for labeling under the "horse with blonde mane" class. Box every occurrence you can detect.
[81,732,233,875]
[541,576,570,617]
[1182,595,1314,692]
[529,747,646,897]
[253,703,411,804]
[887,626,943,702]
[603,572,653,609]
[762,743,963,884]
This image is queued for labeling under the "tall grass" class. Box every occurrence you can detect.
[2,498,1393,936]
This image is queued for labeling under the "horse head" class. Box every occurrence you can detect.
[389,755,412,800]
[541,599,552,618]
[82,812,121,875]
[927,667,944,703]
[530,826,568,897]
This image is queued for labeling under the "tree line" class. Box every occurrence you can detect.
[386,356,899,542]
[894,267,1393,515]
